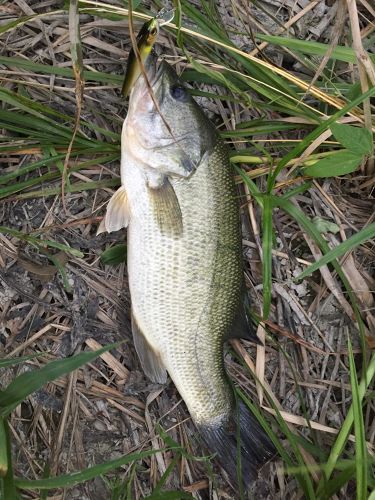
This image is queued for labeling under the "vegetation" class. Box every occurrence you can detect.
[0,1,374,498]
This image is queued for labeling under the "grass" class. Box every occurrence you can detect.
[0,0,374,498]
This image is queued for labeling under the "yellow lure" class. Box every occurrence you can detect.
[121,18,159,98]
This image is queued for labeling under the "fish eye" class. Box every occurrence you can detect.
[170,84,187,101]
[150,27,157,36]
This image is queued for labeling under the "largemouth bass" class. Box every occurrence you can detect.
[99,51,275,484]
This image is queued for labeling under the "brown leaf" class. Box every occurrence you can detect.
[365,335,375,350]
[18,251,69,283]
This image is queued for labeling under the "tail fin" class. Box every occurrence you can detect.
[197,401,276,486]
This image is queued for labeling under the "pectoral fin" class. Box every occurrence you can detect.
[97,186,130,235]
[131,312,168,384]
[148,178,182,237]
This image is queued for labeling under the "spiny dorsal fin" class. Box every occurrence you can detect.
[148,178,182,237]
[97,186,130,235]
[131,312,168,384]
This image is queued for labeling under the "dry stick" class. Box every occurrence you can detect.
[31,216,102,233]
[246,192,266,405]
[62,0,85,213]
[144,388,166,486]
[231,339,321,482]
[249,1,320,57]
[302,0,347,99]
[346,0,375,175]
[85,338,129,381]
[50,369,78,476]
[358,0,375,18]
[240,1,274,66]
[240,0,317,75]
[347,0,375,86]
[242,184,266,404]
[8,421,41,477]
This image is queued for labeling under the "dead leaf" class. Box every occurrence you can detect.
[365,335,375,350]
[18,251,69,283]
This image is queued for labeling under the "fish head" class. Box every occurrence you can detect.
[126,52,217,179]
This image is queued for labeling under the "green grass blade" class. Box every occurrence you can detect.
[0,342,122,416]
[237,390,291,467]
[0,88,121,143]
[348,341,367,499]
[0,418,8,478]
[0,153,76,185]
[0,226,83,257]
[220,123,302,137]
[144,492,194,500]
[281,182,312,200]
[255,34,374,64]
[0,10,64,35]
[0,418,19,499]
[11,178,120,201]
[238,390,315,498]
[149,456,180,496]
[0,56,123,84]
[296,222,375,281]
[14,449,165,490]
[268,85,375,189]
[100,244,127,265]
[0,153,118,199]
[272,195,367,377]
[0,88,72,123]
[318,353,375,491]
[0,354,45,369]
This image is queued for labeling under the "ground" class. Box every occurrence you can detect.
[0,1,374,499]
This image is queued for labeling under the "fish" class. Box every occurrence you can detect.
[99,51,275,485]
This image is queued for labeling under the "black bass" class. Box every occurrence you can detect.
[99,51,275,484]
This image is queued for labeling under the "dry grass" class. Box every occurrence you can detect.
[0,1,374,498]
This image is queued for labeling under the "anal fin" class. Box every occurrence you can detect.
[97,186,130,235]
[148,178,182,237]
[131,312,168,384]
